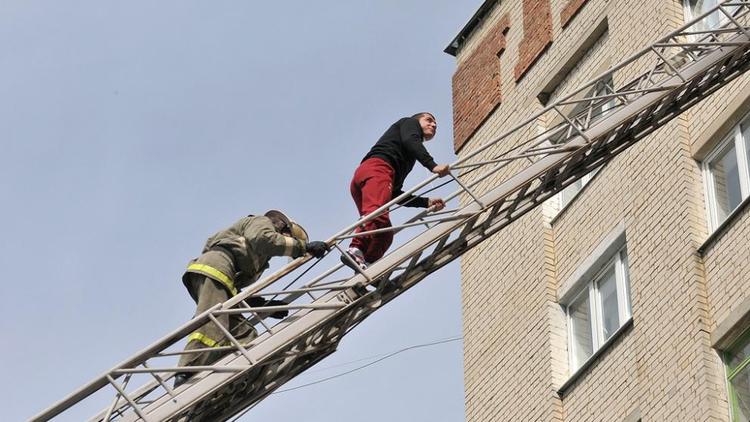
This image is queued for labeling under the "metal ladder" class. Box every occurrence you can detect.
[31,2,750,420]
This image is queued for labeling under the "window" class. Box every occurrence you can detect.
[539,30,611,220]
[566,247,631,371]
[724,327,750,421]
[559,172,595,210]
[685,0,723,32]
[683,0,738,34]
[703,116,750,231]
[552,76,615,213]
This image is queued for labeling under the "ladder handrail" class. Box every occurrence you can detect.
[30,2,750,420]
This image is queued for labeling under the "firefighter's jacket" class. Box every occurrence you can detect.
[183,216,306,298]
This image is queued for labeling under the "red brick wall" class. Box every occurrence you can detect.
[561,0,590,28]
[451,14,511,153]
[514,0,553,81]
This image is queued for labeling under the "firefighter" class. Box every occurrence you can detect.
[174,210,329,387]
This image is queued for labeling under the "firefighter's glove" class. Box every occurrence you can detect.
[248,297,289,319]
[305,241,329,258]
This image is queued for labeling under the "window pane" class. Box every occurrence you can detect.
[687,0,718,14]
[727,330,750,421]
[728,333,750,370]
[569,292,593,368]
[743,123,750,181]
[730,367,750,421]
[593,77,615,119]
[598,265,620,341]
[561,179,584,208]
[709,141,742,223]
[687,0,722,31]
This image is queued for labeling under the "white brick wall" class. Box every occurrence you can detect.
[454,0,749,420]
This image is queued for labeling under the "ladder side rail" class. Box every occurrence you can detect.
[50,47,736,422]
[367,23,750,313]
[161,0,750,321]
[205,16,750,418]
[363,35,750,320]
[452,0,748,168]
[112,32,750,421]
[47,284,344,421]
[31,299,238,421]
[126,288,356,421]
[32,4,750,419]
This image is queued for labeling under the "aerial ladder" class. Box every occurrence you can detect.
[32,2,750,420]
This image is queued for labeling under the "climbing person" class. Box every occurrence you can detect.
[342,112,450,272]
[174,210,329,387]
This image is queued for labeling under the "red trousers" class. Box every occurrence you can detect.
[350,157,395,263]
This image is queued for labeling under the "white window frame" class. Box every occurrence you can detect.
[683,0,719,22]
[547,76,615,218]
[558,172,596,210]
[565,247,632,372]
[723,326,750,421]
[702,117,750,232]
[683,0,736,39]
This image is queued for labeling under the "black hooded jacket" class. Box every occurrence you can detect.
[362,117,438,208]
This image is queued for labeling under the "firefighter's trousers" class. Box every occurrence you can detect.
[178,274,258,368]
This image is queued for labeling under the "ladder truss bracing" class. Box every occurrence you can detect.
[32,2,750,421]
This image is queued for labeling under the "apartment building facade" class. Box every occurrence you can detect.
[446,0,750,420]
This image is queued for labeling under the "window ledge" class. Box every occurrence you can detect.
[698,195,750,255]
[712,294,750,350]
[557,318,633,396]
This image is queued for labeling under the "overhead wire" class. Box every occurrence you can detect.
[229,335,462,421]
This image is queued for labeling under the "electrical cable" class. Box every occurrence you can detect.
[229,335,462,421]
[275,335,462,394]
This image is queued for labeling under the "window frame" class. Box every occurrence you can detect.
[702,117,750,232]
[548,75,615,217]
[683,0,717,22]
[723,326,750,421]
[559,172,596,210]
[683,0,726,32]
[565,247,632,372]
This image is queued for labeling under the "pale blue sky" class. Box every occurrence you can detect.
[0,1,483,420]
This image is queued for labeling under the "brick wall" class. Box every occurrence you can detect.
[560,0,590,28]
[450,0,749,420]
[515,0,553,81]
[452,15,511,153]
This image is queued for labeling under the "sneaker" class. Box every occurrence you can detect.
[349,247,365,263]
[340,247,367,272]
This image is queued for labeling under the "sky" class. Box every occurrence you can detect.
[0,1,485,421]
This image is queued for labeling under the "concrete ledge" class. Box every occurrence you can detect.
[536,12,608,105]
[698,195,750,255]
[712,294,750,350]
[558,221,626,303]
